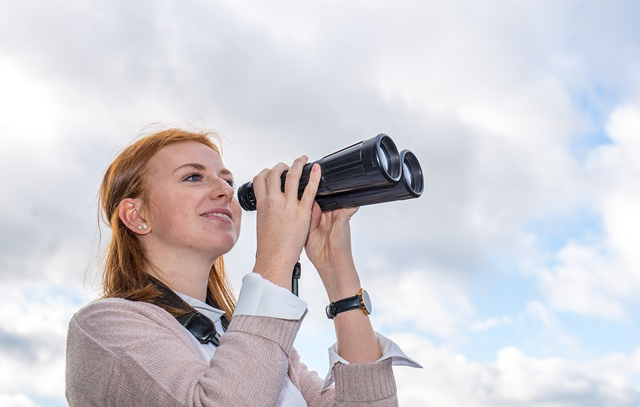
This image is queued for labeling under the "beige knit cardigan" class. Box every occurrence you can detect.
[66,298,399,406]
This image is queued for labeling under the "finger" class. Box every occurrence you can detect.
[252,169,270,208]
[266,162,290,196]
[300,163,322,209]
[284,155,308,200]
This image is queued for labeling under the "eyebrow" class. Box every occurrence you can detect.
[173,163,233,177]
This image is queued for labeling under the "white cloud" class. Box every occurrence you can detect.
[0,394,40,407]
[0,282,81,402]
[392,332,640,407]
[0,56,63,150]
[538,105,640,319]
[370,269,474,338]
[470,315,512,332]
[600,105,640,269]
[538,242,628,319]
[1,0,640,405]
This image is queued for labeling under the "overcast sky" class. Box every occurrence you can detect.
[1,1,640,406]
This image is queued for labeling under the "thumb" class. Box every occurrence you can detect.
[334,206,359,221]
[309,202,322,232]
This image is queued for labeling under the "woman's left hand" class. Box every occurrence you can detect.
[305,202,361,302]
[305,185,382,366]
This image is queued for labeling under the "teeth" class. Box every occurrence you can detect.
[206,212,230,219]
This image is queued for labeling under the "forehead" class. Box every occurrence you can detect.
[148,141,227,175]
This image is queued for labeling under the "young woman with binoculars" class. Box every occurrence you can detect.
[65,128,419,406]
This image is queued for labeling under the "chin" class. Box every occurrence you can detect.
[205,236,237,257]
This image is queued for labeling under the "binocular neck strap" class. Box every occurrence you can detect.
[147,275,229,345]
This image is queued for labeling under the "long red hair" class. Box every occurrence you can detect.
[98,128,236,319]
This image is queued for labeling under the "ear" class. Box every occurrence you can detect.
[118,198,152,235]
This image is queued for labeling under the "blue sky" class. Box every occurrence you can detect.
[1,1,640,406]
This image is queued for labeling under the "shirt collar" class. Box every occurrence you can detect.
[175,291,225,324]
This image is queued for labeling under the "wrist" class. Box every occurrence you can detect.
[326,279,361,303]
[318,264,361,302]
[314,256,356,274]
[252,261,296,290]
[326,288,372,319]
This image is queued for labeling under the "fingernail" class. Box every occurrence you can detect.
[312,164,320,172]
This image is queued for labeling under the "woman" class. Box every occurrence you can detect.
[66,128,418,406]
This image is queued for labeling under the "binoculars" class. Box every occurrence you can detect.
[237,134,424,212]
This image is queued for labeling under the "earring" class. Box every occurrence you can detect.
[137,224,148,231]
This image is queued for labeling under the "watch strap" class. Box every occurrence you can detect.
[326,290,366,319]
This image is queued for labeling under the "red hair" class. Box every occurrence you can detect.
[98,129,236,318]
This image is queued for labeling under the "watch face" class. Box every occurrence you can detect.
[361,289,372,314]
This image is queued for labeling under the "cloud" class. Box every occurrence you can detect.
[392,332,640,407]
[0,282,80,402]
[470,316,512,332]
[0,394,39,407]
[599,105,640,268]
[370,268,474,338]
[538,242,630,319]
[1,0,640,405]
[537,104,640,319]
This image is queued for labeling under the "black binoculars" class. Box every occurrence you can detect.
[237,134,424,212]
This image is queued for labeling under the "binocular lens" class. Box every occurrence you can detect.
[378,143,390,173]
[400,150,423,196]
[403,161,413,187]
[376,135,401,182]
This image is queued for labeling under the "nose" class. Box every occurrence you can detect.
[211,178,235,201]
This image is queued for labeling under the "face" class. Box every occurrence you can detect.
[142,141,242,259]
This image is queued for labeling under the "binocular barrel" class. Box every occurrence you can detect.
[237,134,423,212]
[315,150,423,211]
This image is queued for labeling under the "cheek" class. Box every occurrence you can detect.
[148,196,186,233]
[232,200,242,237]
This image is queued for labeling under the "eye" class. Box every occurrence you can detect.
[184,172,204,182]
[225,179,236,189]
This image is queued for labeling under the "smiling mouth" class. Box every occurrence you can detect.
[202,212,232,221]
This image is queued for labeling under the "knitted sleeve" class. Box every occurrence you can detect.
[66,298,303,407]
[289,348,399,407]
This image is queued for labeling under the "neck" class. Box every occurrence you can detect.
[143,242,218,302]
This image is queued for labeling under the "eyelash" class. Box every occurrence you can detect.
[184,172,235,188]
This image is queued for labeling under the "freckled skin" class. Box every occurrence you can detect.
[143,141,242,260]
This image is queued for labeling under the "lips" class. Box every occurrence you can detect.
[200,208,234,221]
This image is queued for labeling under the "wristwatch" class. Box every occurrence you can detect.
[325,288,372,319]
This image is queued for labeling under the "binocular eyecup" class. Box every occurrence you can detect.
[237,134,423,212]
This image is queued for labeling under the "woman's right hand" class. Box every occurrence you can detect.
[251,156,322,289]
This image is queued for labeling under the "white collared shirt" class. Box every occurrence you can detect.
[176,273,421,407]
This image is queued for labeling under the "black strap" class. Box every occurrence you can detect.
[148,276,225,346]
[326,294,361,319]
[291,261,301,297]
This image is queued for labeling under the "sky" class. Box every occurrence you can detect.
[1,0,639,406]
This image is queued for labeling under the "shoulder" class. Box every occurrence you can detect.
[68,298,192,352]
[72,298,177,334]
[66,299,203,405]
[73,297,172,324]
